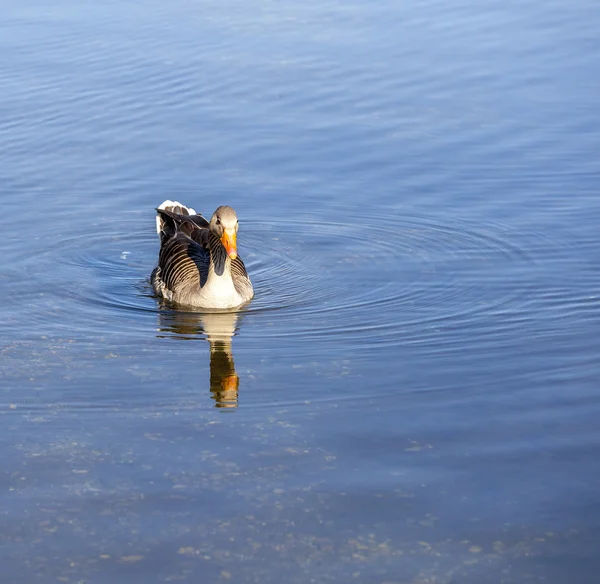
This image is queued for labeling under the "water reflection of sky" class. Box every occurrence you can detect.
[1,0,600,582]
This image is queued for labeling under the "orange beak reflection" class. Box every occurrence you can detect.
[221,230,237,260]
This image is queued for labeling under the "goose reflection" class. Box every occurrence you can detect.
[157,309,241,408]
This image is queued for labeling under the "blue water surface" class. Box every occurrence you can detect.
[1,0,600,582]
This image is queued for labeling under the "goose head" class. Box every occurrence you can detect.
[209,206,239,260]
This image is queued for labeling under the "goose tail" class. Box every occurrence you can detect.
[155,200,197,235]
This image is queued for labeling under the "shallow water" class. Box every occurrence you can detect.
[1,0,600,582]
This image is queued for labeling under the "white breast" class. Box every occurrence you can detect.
[196,269,244,309]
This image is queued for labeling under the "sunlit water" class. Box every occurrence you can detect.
[1,0,600,582]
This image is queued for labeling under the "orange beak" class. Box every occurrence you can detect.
[220,230,237,260]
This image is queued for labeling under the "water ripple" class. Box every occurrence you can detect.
[10,207,552,355]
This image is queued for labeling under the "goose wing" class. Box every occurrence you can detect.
[231,256,249,283]
[155,208,211,290]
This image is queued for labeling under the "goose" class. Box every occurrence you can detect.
[151,200,254,309]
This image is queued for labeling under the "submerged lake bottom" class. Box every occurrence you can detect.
[2,202,600,584]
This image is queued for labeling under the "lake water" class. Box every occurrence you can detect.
[1,0,600,582]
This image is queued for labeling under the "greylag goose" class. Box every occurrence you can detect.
[151,200,254,309]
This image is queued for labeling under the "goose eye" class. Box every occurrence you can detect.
[216,218,221,226]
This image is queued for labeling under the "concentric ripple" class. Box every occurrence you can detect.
[240,212,536,351]
[9,207,547,355]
